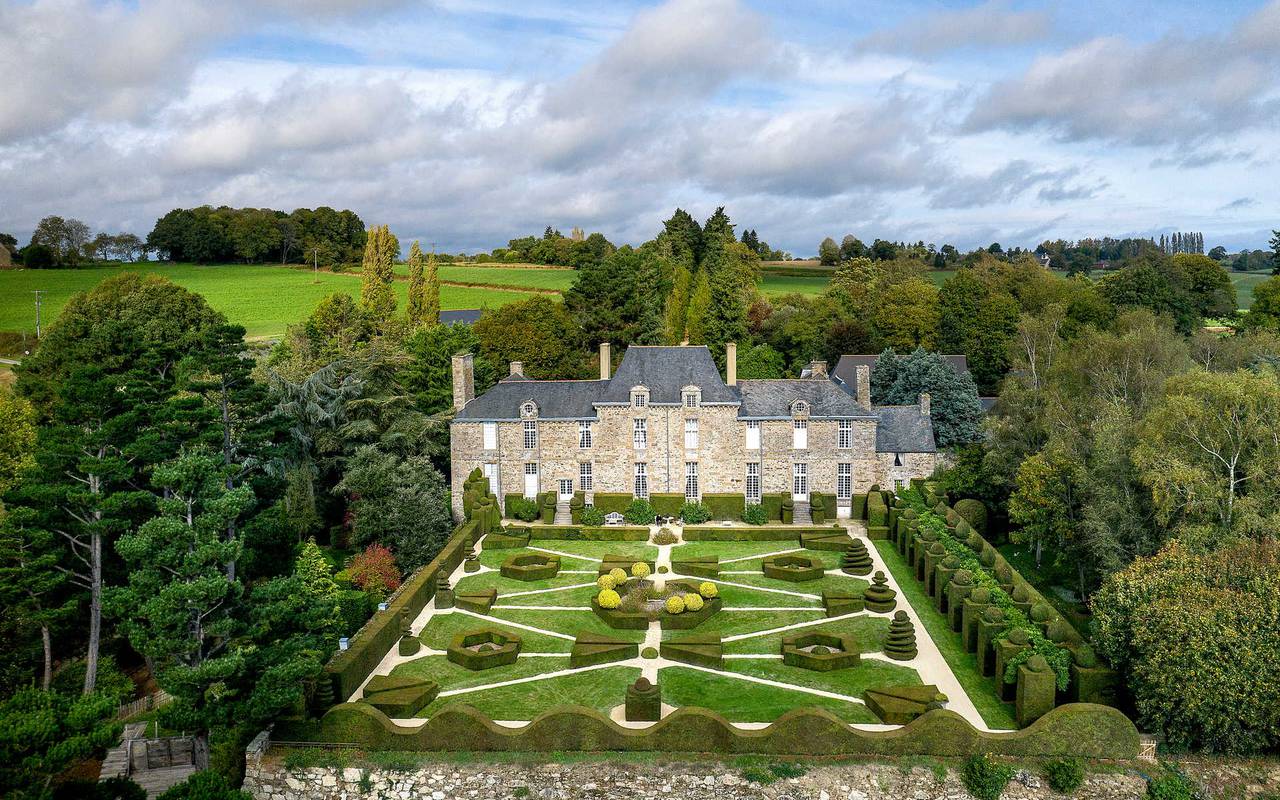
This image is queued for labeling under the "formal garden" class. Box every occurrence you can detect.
[281,473,1139,759]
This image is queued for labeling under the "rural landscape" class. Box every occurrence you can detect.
[2,1,1279,800]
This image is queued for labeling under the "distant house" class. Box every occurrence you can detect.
[440,309,482,326]
[1035,253,1052,269]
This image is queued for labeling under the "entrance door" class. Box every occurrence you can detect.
[524,463,538,499]
[792,463,809,502]
[558,479,574,502]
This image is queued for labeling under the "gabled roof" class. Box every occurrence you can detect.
[874,406,936,453]
[454,379,607,421]
[598,346,740,405]
[736,379,870,419]
[440,309,482,326]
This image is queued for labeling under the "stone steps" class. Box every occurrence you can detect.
[793,501,812,525]
[553,502,573,525]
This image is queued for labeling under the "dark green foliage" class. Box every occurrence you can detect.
[682,526,796,541]
[962,754,1015,800]
[591,493,632,515]
[624,677,661,722]
[580,506,605,526]
[883,611,917,660]
[0,688,120,800]
[679,502,710,523]
[362,675,439,717]
[155,770,253,800]
[336,590,375,636]
[526,525,648,541]
[500,553,560,581]
[953,498,988,535]
[564,246,668,348]
[570,634,638,668]
[660,635,723,668]
[23,244,54,268]
[147,205,364,264]
[474,296,585,379]
[697,493,744,521]
[762,554,824,581]
[872,348,983,448]
[863,685,948,725]
[400,323,497,414]
[623,498,655,525]
[649,493,684,518]
[54,777,147,800]
[1146,771,1194,800]
[505,496,538,522]
[446,630,521,671]
[742,503,768,525]
[335,446,452,571]
[1044,758,1084,793]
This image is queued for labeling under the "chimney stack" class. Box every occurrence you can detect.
[920,392,931,418]
[452,352,475,411]
[600,342,611,380]
[855,365,872,412]
[509,361,524,378]
[807,360,828,379]
[726,342,737,386]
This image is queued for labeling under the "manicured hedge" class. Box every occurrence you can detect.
[527,525,650,541]
[703,493,745,520]
[761,492,789,522]
[809,492,828,524]
[301,702,1140,758]
[650,493,684,518]
[592,493,632,515]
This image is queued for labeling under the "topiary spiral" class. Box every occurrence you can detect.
[884,610,917,660]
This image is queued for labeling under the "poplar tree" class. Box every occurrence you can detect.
[663,264,692,344]
[685,271,712,344]
[406,241,427,326]
[424,246,440,325]
[359,224,397,322]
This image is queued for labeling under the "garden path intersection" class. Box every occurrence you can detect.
[350,520,998,732]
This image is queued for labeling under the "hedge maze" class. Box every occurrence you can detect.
[304,474,1137,756]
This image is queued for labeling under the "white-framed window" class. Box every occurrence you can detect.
[793,419,808,450]
[579,462,593,492]
[523,419,537,450]
[685,462,699,501]
[793,462,808,497]
[683,390,699,408]
[684,418,698,449]
[520,401,537,418]
[746,462,761,504]
[633,418,647,449]
[745,420,761,450]
[632,390,648,408]
[838,420,853,449]
[578,420,593,449]
[793,400,809,416]
[559,478,574,499]
[483,422,497,450]
[523,462,538,499]
[483,463,498,496]
[837,463,852,499]
[634,462,649,499]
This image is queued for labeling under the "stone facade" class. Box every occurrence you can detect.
[450,345,940,520]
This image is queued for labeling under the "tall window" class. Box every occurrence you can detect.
[683,390,699,408]
[745,420,761,450]
[632,391,647,408]
[523,462,538,499]
[684,418,698,449]
[483,422,497,450]
[634,462,649,499]
[578,420,593,449]
[684,461,699,501]
[793,462,808,497]
[837,463,852,500]
[838,420,853,449]
[633,418,647,449]
[483,463,498,496]
[523,420,537,449]
[793,419,807,450]
[579,462,593,492]
[745,463,761,504]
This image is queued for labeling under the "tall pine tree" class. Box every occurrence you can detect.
[359,225,397,322]
[406,240,427,326]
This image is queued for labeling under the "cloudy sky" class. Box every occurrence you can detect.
[2,0,1277,255]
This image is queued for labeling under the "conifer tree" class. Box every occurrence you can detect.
[424,246,440,325]
[663,264,692,344]
[406,240,426,326]
[685,270,712,344]
[359,224,397,322]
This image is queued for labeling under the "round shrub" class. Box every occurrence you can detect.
[961,754,1014,800]
[698,581,718,599]
[1147,773,1194,800]
[1030,602,1054,623]
[657,566,669,574]
[581,506,605,526]
[624,498,656,525]
[653,528,679,545]
[1046,618,1075,643]
[609,567,627,584]
[631,562,651,579]
[970,587,991,604]
[1073,643,1100,668]
[684,593,704,612]
[1044,758,1084,793]
[597,589,621,609]
[742,503,768,525]
[951,569,974,586]
[597,574,616,591]
[1006,628,1030,646]
[665,595,686,614]
[680,502,711,524]
[954,498,988,535]
[641,647,658,659]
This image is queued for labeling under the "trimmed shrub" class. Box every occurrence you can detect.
[1146,772,1194,800]
[631,562,651,579]
[665,595,686,614]
[761,492,788,521]
[650,493,684,518]
[961,754,1014,800]
[953,498,988,535]
[581,506,605,526]
[608,567,627,584]
[703,493,745,520]
[653,528,679,545]
[699,582,718,599]
[597,574,616,591]
[680,502,711,524]
[592,493,632,515]
[597,589,621,609]
[1044,758,1084,793]
[684,593,705,612]
[624,498,656,525]
[742,504,768,525]
[156,771,252,800]
[506,496,538,522]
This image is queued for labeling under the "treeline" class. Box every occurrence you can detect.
[146,205,367,265]
[4,216,148,268]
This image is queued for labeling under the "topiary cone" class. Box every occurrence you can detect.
[841,540,873,575]
[863,570,897,613]
[884,611,917,660]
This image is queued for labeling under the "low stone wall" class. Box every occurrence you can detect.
[244,757,1150,800]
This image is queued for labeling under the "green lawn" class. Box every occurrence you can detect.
[758,275,831,297]
[453,569,592,596]
[719,572,866,599]
[493,584,596,607]
[674,541,804,562]
[416,611,575,653]
[392,654,569,692]
[422,666,640,719]
[872,542,1017,730]
[724,657,920,700]
[527,541,658,562]
[722,615,891,654]
[710,582,824,609]
[0,263,543,340]
[720,549,844,571]
[661,609,825,641]
[485,608,647,643]
[660,667,879,723]
[476,547,598,571]
[1229,270,1273,310]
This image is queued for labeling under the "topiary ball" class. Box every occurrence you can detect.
[609,567,628,585]
[698,581,718,599]
[1025,654,1051,672]
[631,562,651,579]
[597,589,621,609]
[597,574,616,591]
[684,593,704,612]
[1007,628,1031,646]
[952,569,974,585]
[1031,602,1054,623]
[1073,644,1100,668]
[665,595,686,614]
[970,587,991,604]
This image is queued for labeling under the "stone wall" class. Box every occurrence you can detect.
[244,756,1151,800]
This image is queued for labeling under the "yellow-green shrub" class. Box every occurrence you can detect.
[684,593,705,612]
[597,589,621,609]
[609,567,627,584]
[597,574,616,591]
[665,595,686,614]
[699,582,718,599]
[631,562,651,579]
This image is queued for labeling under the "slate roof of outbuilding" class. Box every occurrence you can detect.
[874,405,937,453]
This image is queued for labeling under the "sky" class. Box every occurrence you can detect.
[1,0,1277,256]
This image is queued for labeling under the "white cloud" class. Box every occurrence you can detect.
[857,0,1051,56]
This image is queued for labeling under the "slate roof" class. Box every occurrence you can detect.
[440,309,482,326]
[736,380,869,419]
[874,406,937,453]
[598,346,740,405]
[832,354,970,401]
[454,379,607,421]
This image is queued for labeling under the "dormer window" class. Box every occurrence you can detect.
[520,401,538,419]
[632,388,648,408]
[683,388,700,408]
[791,400,810,418]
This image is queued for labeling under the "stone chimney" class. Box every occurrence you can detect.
[600,342,611,380]
[509,361,524,378]
[855,365,872,412]
[920,392,931,417]
[726,342,737,386]
[452,352,475,411]
[807,360,828,379]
